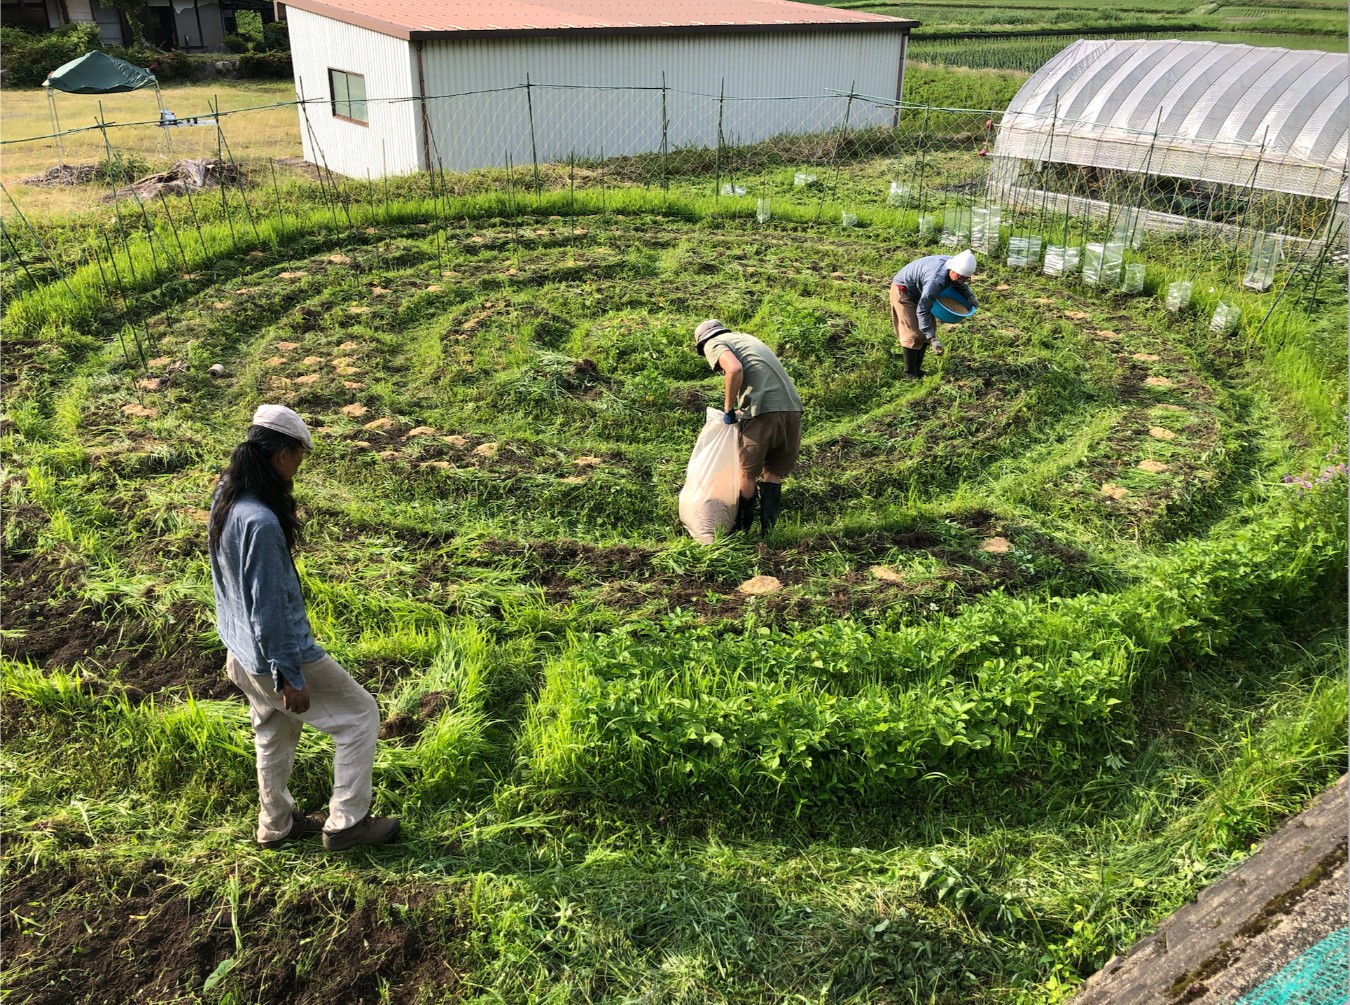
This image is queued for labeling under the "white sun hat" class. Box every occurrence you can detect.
[251,404,314,450]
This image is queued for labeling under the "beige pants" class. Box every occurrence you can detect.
[891,285,926,350]
[226,652,379,843]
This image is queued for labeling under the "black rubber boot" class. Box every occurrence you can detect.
[759,482,782,536]
[902,345,925,379]
[733,492,757,533]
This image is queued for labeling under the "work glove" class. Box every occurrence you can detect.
[722,409,738,425]
[930,338,945,357]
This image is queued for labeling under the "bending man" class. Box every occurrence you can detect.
[694,319,803,536]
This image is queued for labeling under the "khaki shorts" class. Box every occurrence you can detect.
[739,411,802,480]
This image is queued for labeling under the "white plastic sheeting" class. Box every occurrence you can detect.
[992,39,1347,203]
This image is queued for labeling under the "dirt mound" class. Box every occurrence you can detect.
[20,163,100,186]
[109,158,244,201]
[2,553,229,700]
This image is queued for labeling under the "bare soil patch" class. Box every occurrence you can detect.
[381,690,457,745]
[1,554,228,700]
[1,864,462,1005]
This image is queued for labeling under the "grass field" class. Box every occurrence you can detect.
[841,0,1348,34]
[831,0,1348,68]
[2,113,1346,1005]
[907,30,1347,71]
[0,81,300,216]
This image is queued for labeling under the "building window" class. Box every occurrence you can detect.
[329,68,367,125]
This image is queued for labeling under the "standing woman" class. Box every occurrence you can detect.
[209,404,399,852]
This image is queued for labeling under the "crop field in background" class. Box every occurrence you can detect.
[2,102,1347,1004]
[830,0,1348,69]
[907,29,1346,71]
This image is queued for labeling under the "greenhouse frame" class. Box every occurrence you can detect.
[988,39,1349,244]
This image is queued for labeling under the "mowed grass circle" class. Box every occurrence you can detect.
[3,202,1343,814]
[2,181,1345,1005]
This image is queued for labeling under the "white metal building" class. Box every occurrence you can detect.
[990,39,1349,236]
[276,0,917,178]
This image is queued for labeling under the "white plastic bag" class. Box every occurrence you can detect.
[678,408,742,543]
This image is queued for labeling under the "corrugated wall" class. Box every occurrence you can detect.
[417,31,905,171]
[288,7,420,177]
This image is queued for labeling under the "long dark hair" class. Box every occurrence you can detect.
[208,425,305,554]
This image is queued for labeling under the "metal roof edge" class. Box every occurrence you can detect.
[407,21,915,40]
[282,0,414,39]
[279,0,915,41]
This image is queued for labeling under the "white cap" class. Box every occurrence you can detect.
[251,404,313,449]
[947,250,977,278]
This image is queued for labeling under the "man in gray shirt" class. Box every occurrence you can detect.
[694,319,804,535]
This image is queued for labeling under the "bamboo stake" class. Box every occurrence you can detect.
[660,71,670,196]
[525,76,540,197]
[1,181,75,297]
[714,79,725,202]
[268,157,287,231]
[0,221,45,291]
[296,78,341,230]
[210,95,239,246]
[181,169,210,258]
[213,98,262,241]
[1226,126,1269,287]
[88,239,111,296]
[116,325,134,369]
[156,191,189,270]
[93,104,140,280]
[822,83,856,222]
[915,105,932,222]
[1035,97,1060,240]
[101,229,128,305]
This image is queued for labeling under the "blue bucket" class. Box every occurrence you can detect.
[930,287,977,324]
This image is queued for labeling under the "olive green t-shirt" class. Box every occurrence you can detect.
[704,331,803,419]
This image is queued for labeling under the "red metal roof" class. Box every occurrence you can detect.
[278,0,916,40]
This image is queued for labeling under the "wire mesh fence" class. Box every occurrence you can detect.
[2,79,1345,314]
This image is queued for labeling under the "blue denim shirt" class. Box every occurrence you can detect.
[892,254,978,342]
[209,493,324,691]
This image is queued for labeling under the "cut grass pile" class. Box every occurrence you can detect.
[2,168,1346,1004]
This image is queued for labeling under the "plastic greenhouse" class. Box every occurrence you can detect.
[988,40,1349,245]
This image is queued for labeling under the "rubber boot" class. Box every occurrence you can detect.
[759,482,782,536]
[902,345,925,379]
[733,492,757,533]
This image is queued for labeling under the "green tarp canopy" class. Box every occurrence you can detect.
[43,50,157,94]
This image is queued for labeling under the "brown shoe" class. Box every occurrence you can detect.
[258,809,328,849]
[322,814,401,852]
